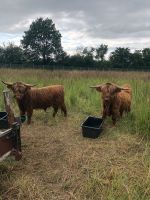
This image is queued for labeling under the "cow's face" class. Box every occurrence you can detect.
[90,82,129,111]
[99,84,121,105]
[2,81,35,101]
[10,83,30,100]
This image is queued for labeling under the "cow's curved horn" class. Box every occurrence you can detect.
[121,87,130,90]
[108,83,129,90]
[106,82,113,85]
[1,81,13,86]
[116,86,130,90]
[90,84,103,88]
[23,83,37,87]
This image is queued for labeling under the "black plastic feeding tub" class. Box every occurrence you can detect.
[0,111,9,129]
[81,116,104,139]
[0,112,22,161]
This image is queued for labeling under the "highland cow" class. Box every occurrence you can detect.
[90,82,132,125]
[2,81,67,124]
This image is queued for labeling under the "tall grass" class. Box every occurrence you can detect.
[0,69,150,200]
[0,68,150,136]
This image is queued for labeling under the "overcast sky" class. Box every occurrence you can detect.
[1,0,150,55]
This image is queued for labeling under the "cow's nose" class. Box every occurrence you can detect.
[15,95,21,99]
[104,97,110,102]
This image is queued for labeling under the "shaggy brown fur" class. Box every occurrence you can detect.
[91,82,132,125]
[2,82,67,124]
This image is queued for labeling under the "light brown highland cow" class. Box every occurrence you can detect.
[90,82,132,125]
[2,81,67,124]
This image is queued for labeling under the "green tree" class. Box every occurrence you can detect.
[95,44,108,61]
[0,46,5,63]
[22,48,40,64]
[142,48,150,67]
[131,50,143,68]
[4,43,24,64]
[82,47,95,58]
[21,17,63,64]
[110,47,131,69]
[82,47,95,67]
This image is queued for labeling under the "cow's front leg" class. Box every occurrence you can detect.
[102,109,107,119]
[120,108,124,117]
[27,108,33,124]
[20,110,26,123]
[112,110,120,125]
[20,110,25,116]
[102,103,110,119]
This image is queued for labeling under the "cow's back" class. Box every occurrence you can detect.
[118,84,132,111]
[119,84,132,99]
[30,85,64,109]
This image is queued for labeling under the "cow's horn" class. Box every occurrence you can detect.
[90,84,103,88]
[116,86,130,90]
[90,85,98,88]
[23,83,37,87]
[120,87,130,90]
[1,81,13,86]
[106,82,113,85]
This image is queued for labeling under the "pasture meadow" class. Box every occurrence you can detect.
[0,68,150,200]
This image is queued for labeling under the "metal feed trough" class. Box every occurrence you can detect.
[0,90,22,161]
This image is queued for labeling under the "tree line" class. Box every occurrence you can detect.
[0,17,150,70]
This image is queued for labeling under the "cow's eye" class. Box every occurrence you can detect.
[112,91,116,95]
[19,89,25,93]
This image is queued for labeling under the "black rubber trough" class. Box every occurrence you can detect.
[0,111,9,129]
[0,112,22,161]
[81,116,104,139]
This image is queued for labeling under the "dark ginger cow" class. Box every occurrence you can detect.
[90,82,132,125]
[2,81,67,124]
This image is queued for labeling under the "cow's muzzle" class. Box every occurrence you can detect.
[14,95,23,100]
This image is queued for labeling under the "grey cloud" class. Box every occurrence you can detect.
[1,0,150,51]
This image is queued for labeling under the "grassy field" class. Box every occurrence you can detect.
[0,69,150,200]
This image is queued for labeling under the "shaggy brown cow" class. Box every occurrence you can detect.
[90,82,132,125]
[2,81,67,124]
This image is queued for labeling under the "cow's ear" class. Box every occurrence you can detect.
[96,86,102,92]
[114,87,122,93]
[90,85,102,92]
[7,85,13,89]
[2,81,13,89]
[114,86,129,93]
[25,85,32,90]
